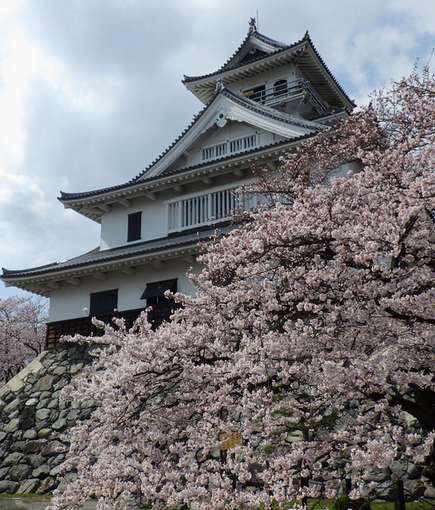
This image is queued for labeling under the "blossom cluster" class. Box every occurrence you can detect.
[0,296,47,383]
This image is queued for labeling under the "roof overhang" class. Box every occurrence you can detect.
[183,39,355,111]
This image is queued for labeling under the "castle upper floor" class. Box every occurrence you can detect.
[1,24,355,298]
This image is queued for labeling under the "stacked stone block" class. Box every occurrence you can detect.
[0,346,93,494]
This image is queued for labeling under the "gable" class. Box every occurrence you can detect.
[140,90,320,181]
[223,37,279,71]
[166,120,286,174]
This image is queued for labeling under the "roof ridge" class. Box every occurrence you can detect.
[60,91,223,201]
[301,32,355,108]
[253,30,289,49]
[129,92,220,183]
[60,99,215,201]
[2,262,58,276]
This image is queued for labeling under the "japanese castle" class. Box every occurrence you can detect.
[1,20,354,347]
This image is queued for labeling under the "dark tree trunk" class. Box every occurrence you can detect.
[394,480,406,510]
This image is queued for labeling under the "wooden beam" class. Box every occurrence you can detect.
[173,184,183,192]
[119,199,131,208]
[67,278,80,286]
[201,176,212,184]
[233,168,243,177]
[98,204,111,213]
[79,205,94,214]
[93,272,107,281]
[121,267,135,275]
[46,281,60,290]
[145,192,156,201]
[152,260,165,269]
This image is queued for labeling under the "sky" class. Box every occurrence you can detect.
[0,0,434,299]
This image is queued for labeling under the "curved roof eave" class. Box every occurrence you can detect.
[57,134,315,210]
[58,89,327,208]
[0,226,234,292]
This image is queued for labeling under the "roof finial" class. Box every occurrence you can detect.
[215,79,225,93]
[248,17,257,34]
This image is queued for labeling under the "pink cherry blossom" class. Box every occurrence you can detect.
[0,296,47,383]
[50,68,434,510]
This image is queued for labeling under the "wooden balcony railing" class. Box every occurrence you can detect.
[167,185,258,233]
[245,79,328,113]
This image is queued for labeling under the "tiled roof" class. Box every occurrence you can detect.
[2,226,231,280]
[217,30,288,74]
[183,30,299,83]
[303,33,356,109]
[58,137,310,203]
[59,88,325,202]
[183,31,355,112]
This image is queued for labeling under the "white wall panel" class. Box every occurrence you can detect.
[48,258,199,322]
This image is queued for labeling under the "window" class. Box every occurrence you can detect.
[244,84,266,103]
[89,289,118,316]
[141,279,177,306]
[274,79,288,97]
[127,211,142,242]
[141,279,178,327]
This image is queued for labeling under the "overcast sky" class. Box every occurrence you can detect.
[0,0,434,299]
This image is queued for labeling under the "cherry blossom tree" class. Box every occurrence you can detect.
[0,296,47,383]
[51,68,434,510]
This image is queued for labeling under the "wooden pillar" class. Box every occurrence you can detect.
[45,324,57,350]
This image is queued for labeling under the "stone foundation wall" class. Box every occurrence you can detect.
[0,346,433,501]
[0,346,93,495]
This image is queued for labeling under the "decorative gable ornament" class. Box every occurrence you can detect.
[215,111,227,128]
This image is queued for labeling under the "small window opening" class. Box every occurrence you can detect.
[89,289,118,316]
[141,279,178,328]
[127,211,142,242]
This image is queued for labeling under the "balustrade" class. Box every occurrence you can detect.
[168,185,256,233]
[202,134,257,162]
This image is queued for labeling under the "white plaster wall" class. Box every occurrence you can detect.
[48,258,200,322]
[100,175,258,249]
[100,196,168,250]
